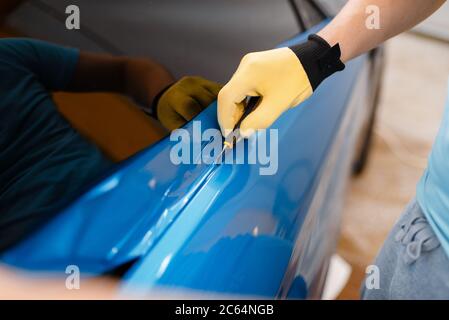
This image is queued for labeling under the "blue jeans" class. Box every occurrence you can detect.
[361,198,449,299]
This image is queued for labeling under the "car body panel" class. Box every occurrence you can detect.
[1,20,371,298]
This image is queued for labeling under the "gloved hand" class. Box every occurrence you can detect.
[218,34,345,138]
[155,76,222,131]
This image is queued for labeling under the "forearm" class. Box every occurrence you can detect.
[123,56,174,107]
[69,52,173,106]
[318,0,446,62]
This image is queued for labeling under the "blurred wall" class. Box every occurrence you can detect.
[414,1,449,41]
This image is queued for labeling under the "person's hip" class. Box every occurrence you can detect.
[361,198,449,299]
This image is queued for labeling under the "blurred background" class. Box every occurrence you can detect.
[338,28,449,298]
[0,0,448,299]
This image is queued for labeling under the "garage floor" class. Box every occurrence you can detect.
[337,32,449,299]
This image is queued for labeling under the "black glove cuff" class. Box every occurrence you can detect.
[290,34,345,91]
[146,83,174,119]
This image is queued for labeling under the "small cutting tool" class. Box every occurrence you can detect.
[214,96,260,163]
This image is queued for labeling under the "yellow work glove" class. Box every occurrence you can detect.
[156,76,222,131]
[218,34,345,138]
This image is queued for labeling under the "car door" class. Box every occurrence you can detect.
[2,1,374,298]
[2,24,371,300]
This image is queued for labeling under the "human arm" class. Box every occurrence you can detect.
[218,0,446,137]
[68,51,174,111]
[0,38,220,131]
[318,0,446,62]
[69,53,222,130]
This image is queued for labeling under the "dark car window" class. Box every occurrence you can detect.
[8,0,303,82]
[291,0,347,30]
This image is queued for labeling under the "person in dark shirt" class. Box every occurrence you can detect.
[0,38,221,251]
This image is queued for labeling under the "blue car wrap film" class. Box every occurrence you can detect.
[1,21,367,298]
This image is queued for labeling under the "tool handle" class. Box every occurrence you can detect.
[233,96,260,131]
[224,96,260,148]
